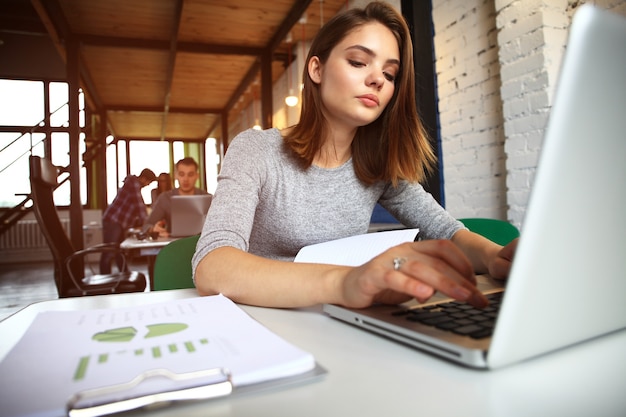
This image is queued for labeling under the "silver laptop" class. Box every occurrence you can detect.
[170,194,212,237]
[324,5,626,369]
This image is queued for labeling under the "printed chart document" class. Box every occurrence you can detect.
[294,228,419,266]
[0,295,317,417]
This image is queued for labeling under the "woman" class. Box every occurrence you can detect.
[151,172,173,203]
[192,2,516,309]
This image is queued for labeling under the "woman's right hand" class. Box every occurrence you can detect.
[153,221,170,237]
[339,240,487,309]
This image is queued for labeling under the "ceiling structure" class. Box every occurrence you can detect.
[0,0,348,144]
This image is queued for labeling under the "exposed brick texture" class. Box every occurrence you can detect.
[433,0,625,229]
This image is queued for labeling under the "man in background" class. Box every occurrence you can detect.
[100,168,156,274]
[144,157,210,237]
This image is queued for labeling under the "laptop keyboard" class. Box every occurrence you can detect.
[391,292,504,339]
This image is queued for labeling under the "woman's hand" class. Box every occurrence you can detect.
[195,235,518,310]
[339,240,488,309]
[487,238,518,279]
[153,221,170,237]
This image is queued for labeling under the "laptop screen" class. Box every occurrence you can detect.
[170,195,212,237]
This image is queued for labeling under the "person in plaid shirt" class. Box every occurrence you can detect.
[100,168,156,273]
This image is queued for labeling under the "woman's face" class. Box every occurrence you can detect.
[309,22,400,132]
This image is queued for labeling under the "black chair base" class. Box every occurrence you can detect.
[60,271,147,297]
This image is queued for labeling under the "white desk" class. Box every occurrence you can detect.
[120,236,174,256]
[1,290,625,417]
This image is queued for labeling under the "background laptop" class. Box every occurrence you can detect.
[324,5,626,369]
[170,194,212,237]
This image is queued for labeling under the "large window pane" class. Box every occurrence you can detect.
[49,82,69,127]
[0,80,44,126]
[205,138,219,193]
[173,141,184,163]
[0,132,44,207]
[1,79,86,208]
[50,132,87,206]
[106,140,118,205]
[51,132,69,167]
[106,140,128,205]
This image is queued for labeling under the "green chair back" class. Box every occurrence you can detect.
[458,218,520,246]
[153,235,200,291]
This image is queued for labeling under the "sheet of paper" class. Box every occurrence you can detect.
[294,228,419,266]
[0,295,315,417]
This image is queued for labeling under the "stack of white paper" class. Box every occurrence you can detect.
[0,295,315,417]
[294,228,419,266]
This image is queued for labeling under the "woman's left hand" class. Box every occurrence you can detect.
[487,238,518,279]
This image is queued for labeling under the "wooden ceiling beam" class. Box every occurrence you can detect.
[177,42,263,56]
[105,105,222,114]
[159,0,184,142]
[78,34,169,50]
[31,0,68,44]
[31,0,104,111]
[203,114,222,142]
[223,59,261,116]
[220,0,313,135]
[268,0,313,52]
[207,59,275,139]
[77,55,103,110]
[78,34,264,56]
[0,13,47,34]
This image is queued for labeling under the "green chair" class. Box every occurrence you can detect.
[153,235,200,291]
[458,218,520,246]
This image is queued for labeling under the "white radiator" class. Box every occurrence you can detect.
[0,219,70,250]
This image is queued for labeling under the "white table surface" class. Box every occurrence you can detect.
[1,289,625,417]
[120,236,175,253]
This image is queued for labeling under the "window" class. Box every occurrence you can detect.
[0,79,86,207]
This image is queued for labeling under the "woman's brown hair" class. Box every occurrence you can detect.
[283,1,436,186]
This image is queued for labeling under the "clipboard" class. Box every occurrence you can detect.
[67,368,232,417]
[67,364,327,417]
[0,295,323,417]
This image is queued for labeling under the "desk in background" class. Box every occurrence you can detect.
[120,236,175,289]
[1,289,624,417]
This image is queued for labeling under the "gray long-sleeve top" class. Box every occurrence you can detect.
[192,128,463,274]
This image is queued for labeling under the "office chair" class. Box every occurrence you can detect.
[458,218,520,246]
[152,235,200,291]
[29,155,147,297]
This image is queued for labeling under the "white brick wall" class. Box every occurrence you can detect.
[434,0,626,229]
[433,0,508,221]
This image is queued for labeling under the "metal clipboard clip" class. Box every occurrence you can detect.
[66,367,232,417]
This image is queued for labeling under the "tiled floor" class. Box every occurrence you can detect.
[0,260,149,321]
[0,261,57,321]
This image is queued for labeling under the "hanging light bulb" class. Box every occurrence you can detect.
[285,89,298,107]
